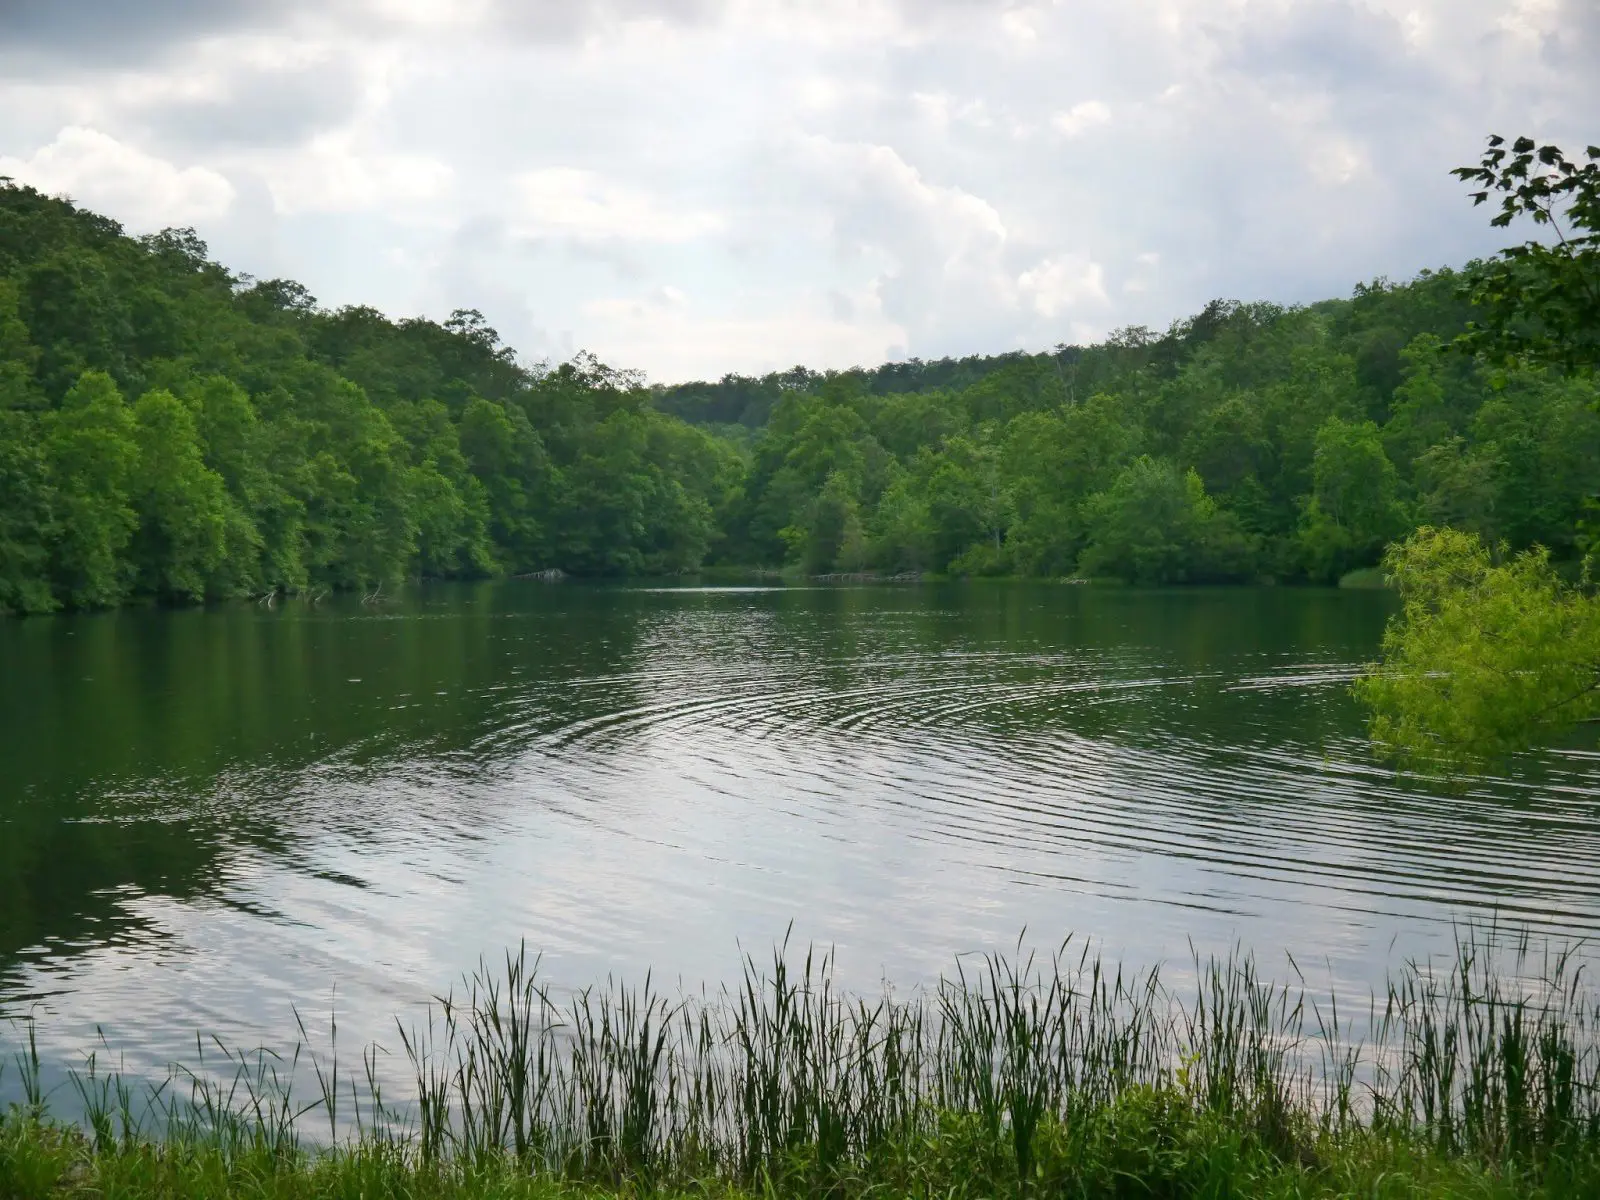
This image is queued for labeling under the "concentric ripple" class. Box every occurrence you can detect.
[466,609,1600,947]
[2,583,1598,1099]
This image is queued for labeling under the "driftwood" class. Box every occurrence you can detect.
[514,568,567,582]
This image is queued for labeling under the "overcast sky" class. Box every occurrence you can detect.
[0,1,1594,382]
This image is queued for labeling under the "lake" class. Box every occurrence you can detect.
[3,581,1598,1093]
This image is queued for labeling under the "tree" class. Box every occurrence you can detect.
[129,388,233,601]
[0,410,54,613]
[1297,416,1410,582]
[869,469,934,572]
[43,371,139,607]
[1001,398,1139,576]
[188,375,269,595]
[1078,456,1254,585]
[1352,135,1600,766]
[460,396,550,570]
[0,279,43,411]
[1354,528,1600,769]
[390,398,496,578]
[781,469,867,574]
[1381,334,1465,473]
[1452,136,1600,372]
[1413,437,1497,542]
[1467,369,1600,558]
[10,170,1600,618]
[925,434,1012,573]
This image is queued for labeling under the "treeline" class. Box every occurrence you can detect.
[670,284,1598,583]
[0,183,743,615]
[1,181,1595,614]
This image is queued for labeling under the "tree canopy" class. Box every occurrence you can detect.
[1356,136,1600,768]
[1354,528,1600,770]
[0,183,741,612]
[0,170,1595,619]
[1452,137,1600,373]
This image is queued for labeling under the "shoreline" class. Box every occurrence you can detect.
[5,932,1598,1197]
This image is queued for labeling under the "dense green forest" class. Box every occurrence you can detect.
[1,179,1596,615]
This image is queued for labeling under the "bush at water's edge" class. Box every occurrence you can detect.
[1338,566,1392,589]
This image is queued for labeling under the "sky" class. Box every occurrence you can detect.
[0,1,1594,383]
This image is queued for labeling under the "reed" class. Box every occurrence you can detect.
[5,927,1600,1197]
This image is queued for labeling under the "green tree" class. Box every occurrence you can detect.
[1297,416,1410,582]
[390,398,496,578]
[925,434,1012,573]
[1078,456,1253,584]
[1452,136,1600,372]
[1355,136,1600,764]
[870,389,964,460]
[781,469,867,574]
[129,388,233,601]
[0,410,54,613]
[21,250,132,399]
[1413,437,1498,542]
[554,409,723,575]
[1380,334,1469,473]
[0,279,44,411]
[1467,369,1600,557]
[188,375,269,595]
[869,469,934,572]
[12,167,1600,620]
[43,371,139,607]
[460,396,549,570]
[288,376,415,591]
[1001,396,1139,576]
[1354,528,1600,768]
[741,395,876,564]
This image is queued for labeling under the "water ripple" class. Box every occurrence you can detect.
[5,584,1598,1094]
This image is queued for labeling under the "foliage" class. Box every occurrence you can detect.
[2,158,1597,611]
[0,183,739,610]
[5,1104,1588,1200]
[1354,528,1600,768]
[1298,416,1410,582]
[6,932,1600,1198]
[1452,136,1600,372]
[703,272,1590,584]
[1078,457,1253,584]
[42,371,139,608]
[1352,137,1600,768]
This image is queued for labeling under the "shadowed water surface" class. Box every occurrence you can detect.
[2,581,1597,1090]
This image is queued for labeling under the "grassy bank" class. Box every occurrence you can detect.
[5,935,1600,1197]
[9,1096,1594,1198]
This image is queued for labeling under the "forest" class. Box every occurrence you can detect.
[1,177,1596,615]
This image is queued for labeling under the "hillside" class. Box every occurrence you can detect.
[1,181,1595,613]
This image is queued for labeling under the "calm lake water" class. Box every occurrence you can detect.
[3,582,1599,1092]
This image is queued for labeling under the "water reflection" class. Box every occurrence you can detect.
[1,582,1597,1095]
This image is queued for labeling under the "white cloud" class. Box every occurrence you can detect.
[1498,0,1562,39]
[260,138,453,215]
[578,289,902,379]
[0,0,1594,379]
[512,168,723,242]
[1123,250,1159,294]
[1051,100,1111,137]
[783,136,1023,348]
[0,125,235,226]
[1018,254,1108,317]
[911,90,952,127]
[1308,136,1370,186]
[1000,7,1040,42]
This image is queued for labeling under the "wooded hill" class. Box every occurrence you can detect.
[1,180,1595,613]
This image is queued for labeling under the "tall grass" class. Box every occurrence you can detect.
[6,928,1600,1193]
